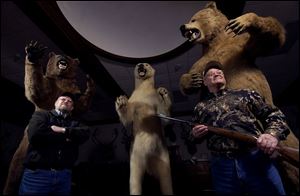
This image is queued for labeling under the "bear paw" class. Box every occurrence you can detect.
[225,13,258,36]
[180,73,203,94]
[115,95,128,112]
[25,40,48,63]
[157,87,169,100]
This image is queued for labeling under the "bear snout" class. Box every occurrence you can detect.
[137,63,146,73]
[180,25,187,36]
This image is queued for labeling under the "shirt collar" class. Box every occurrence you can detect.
[53,109,69,118]
[206,88,228,99]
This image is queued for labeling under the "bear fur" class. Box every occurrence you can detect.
[179,2,298,193]
[3,41,95,195]
[115,63,173,195]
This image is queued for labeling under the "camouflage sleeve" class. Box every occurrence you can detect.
[247,90,290,140]
[192,102,204,124]
[192,106,199,124]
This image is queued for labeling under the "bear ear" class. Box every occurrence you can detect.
[48,52,56,58]
[74,58,80,65]
[205,1,217,10]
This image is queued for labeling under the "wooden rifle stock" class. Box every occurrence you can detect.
[156,114,299,167]
[207,126,299,167]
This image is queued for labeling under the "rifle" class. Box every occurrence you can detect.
[156,114,299,168]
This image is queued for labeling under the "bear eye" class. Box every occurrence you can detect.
[191,19,196,22]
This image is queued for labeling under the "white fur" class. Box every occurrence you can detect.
[115,63,173,195]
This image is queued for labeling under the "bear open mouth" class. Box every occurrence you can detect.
[138,67,147,77]
[58,60,68,70]
[183,28,200,42]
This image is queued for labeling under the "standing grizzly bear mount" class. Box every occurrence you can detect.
[23,41,95,113]
[115,63,173,195]
[3,41,95,195]
[179,1,298,193]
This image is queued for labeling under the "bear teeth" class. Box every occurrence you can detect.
[59,64,67,70]
[139,72,146,77]
[184,29,200,41]
[188,31,200,42]
[192,32,199,39]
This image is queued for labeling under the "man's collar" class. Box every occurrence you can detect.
[52,109,70,118]
[207,88,228,99]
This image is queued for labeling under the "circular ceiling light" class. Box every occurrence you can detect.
[57,1,206,58]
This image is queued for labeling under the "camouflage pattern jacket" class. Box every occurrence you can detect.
[192,88,290,153]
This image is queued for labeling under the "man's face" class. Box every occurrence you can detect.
[54,96,74,112]
[203,68,226,89]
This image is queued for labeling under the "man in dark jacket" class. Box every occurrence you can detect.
[19,92,90,195]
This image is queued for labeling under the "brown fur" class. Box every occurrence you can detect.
[3,42,95,195]
[115,63,173,195]
[179,2,298,193]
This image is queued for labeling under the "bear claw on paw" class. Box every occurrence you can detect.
[157,87,168,96]
[116,95,128,109]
